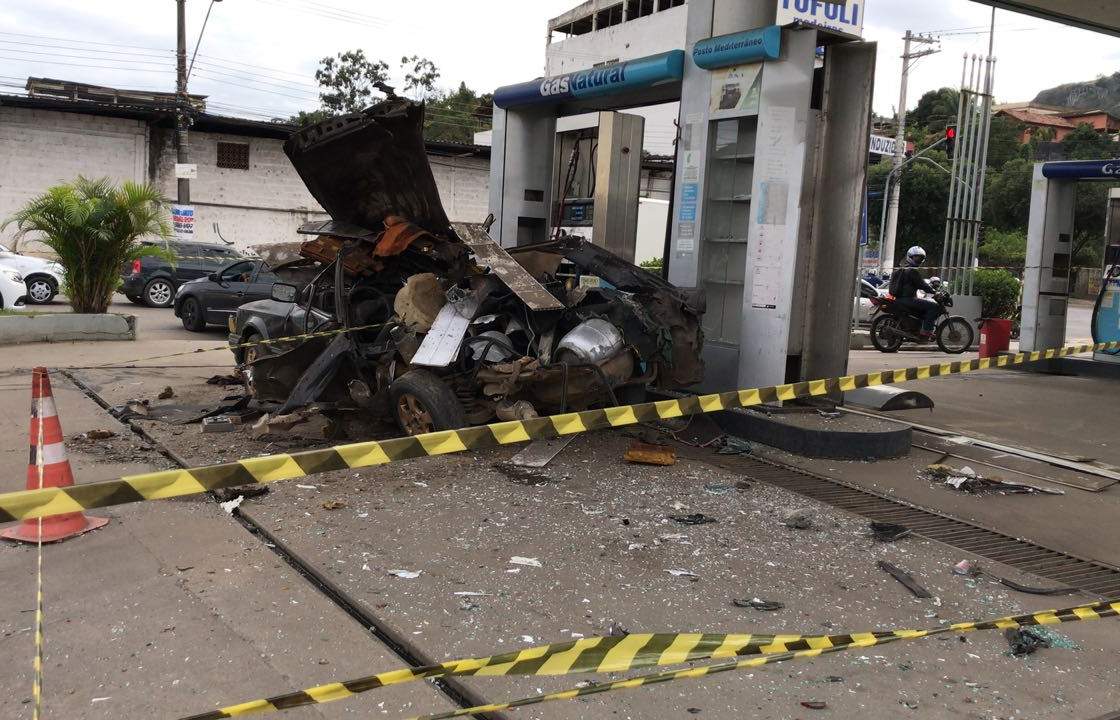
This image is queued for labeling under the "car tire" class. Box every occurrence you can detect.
[389,370,467,436]
[180,297,206,332]
[25,276,57,304]
[143,278,175,308]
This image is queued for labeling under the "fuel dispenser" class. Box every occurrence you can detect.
[1093,188,1120,363]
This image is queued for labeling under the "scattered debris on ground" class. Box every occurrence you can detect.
[625,441,677,466]
[782,509,815,530]
[1005,627,1051,656]
[75,429,116,441]
[212,485,269,503]
[321,500,347,510]
[206,374,243,386]
[869,521,912,542]
[877,560,933,598]
[801,700,828,710]
[714,435,753,455]
[732,598,784,611]
[925,463,1064,495]
[668,513,717,526]
[158,386,175,399]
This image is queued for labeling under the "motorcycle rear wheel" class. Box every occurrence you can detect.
[870,315,904,353]
[936,316,974,354]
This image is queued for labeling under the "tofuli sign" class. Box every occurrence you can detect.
[493,50,685,109]
[776,0,865,39]
[868,135,897,156]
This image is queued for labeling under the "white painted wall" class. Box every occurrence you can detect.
[0,105,491,254]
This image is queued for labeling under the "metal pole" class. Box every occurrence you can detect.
[960,56,987,289]
[943,56,974,287]
[952,57,982,286]
[968,56,997,295]
[176,0,190,204]
[940,55,968,280]
[881,31,911,276]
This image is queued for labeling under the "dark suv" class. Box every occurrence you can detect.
[121,241,244,307]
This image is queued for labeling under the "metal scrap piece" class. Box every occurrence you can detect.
[451,222,565,312]
[877,561,933,598]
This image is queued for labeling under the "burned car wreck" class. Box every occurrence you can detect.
[231,98,704,436]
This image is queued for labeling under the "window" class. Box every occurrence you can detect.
[220,261,256,282]
[216,141,250,169]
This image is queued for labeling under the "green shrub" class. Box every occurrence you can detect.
[3,177,173,313]
[639,257,663,273]
[967,268,1021,318]
[978,228,1026,267]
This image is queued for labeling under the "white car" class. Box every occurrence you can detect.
[0,244,64,304]
[0,265,27,311]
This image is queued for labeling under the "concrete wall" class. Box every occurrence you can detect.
[0,105,491,254]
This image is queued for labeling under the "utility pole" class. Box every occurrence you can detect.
[175,0,190,204]
[881,31,939,276]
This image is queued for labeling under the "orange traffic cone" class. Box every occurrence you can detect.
[2,367,109,543]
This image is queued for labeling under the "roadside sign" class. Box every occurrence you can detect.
[171,204,195,241]
[868,135,897,156]
[776,0,865,39]
[174,163,198,179]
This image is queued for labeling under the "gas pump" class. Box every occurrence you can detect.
[1093,188,1120,362]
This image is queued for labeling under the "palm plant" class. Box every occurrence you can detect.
[3,177,174,314]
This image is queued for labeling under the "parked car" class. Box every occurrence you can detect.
[120,241,245,307]
[0,244,64,304]
[231,98,704,436]
[0,264,28,311]
[173,259,278,331]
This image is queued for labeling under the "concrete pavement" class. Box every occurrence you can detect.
[0,368,450,719]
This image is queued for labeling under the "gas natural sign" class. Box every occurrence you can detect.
[776,0,865,39]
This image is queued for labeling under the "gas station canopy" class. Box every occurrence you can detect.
[971,1,1120,37]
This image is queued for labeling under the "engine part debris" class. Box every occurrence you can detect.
[877,561,933,598]
[668,513,717,526]
[869,521,912,542]
[624,441,677,466]
[732,598,784,611]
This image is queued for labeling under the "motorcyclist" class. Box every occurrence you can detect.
[889,246,940,339]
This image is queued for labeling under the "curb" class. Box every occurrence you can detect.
[0,313,136,343]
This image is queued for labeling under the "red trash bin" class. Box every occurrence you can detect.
[978,318,1012,359]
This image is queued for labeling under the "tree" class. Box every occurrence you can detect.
[424,82,492,144]
[978,227,1026,267]
[1061,123,1118,160]
[984,158,1034,231]
[985,115,1025,170]
[315,49,391,114]
[908,88,959,133]
[3,177,172,314]
[401,55,440,99]
[867,152,952,265]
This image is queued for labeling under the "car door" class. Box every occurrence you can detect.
[174,244,209,284]
[202,260,256,325]
[244,262,278,304]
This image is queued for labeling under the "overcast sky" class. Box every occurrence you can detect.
[1,0,1117,127]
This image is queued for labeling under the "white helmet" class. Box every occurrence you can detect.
[906,246,927,266]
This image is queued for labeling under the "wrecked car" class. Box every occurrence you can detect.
[230,98,704,436]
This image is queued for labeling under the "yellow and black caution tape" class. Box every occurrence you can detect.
[1,340,1117,524]
[182,599,1120,719]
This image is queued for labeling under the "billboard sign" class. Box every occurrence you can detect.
[776,0,865,39]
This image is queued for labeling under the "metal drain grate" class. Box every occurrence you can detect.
[740,456,1120,597]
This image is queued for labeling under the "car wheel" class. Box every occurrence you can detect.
[25,276,56,304]
[144,278,175,308]
[389,370,467,436]
[870,315,904,353]
[180,297,206,332]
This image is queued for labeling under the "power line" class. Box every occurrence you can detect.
[245,0,388,28]
[0,55,174,75]
[0,30,171,53]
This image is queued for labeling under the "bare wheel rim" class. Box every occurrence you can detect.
[941,319,971,352]
[27,280,52,302]
[397,393,434,435]
[148,281,172,305]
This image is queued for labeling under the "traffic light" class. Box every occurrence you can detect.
[945,124,957,159]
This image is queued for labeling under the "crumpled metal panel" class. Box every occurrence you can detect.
[452,222,566,312]
[284,99,451,235]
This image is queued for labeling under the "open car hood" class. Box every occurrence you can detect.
[283,98,451,236]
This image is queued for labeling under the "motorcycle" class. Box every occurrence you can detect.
[868,286,975,354]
